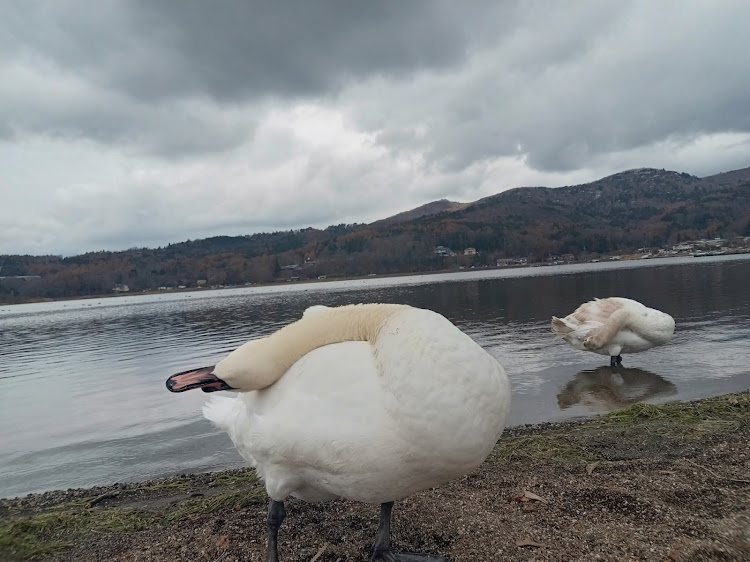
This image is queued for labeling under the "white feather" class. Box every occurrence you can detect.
[202,304,511,504]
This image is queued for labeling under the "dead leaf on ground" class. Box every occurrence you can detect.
[514,490,547,503]
[586,461,601,475]
[664,536,693,560]
[516,538,544,548]
[216,535,229,550]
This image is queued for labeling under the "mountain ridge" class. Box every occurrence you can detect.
[2,165,749,303]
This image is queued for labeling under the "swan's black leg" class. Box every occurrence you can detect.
[369,501,450,562]
[266,499,286,562]
[615,355,622,365]
[370,501,395,562]
[610,355,617,367]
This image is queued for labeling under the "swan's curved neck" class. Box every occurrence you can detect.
[268,303,402,371]
[218,303,405,390]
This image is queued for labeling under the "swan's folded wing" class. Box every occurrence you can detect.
[244,342,393,468]
[551,315,602,346]
[573,298,623,323]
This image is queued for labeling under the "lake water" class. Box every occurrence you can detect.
[1,255,749,499]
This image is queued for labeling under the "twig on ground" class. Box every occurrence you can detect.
[686,459,750,484]
[310,543,328,562]
[87,491,120,508]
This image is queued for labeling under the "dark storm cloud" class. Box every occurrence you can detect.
[0,0,515,158]
[3,0,509,103]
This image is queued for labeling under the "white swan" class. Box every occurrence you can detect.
[166,303,511,562]
[551,297,675,366]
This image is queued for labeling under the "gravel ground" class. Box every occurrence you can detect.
[1,392,749,562]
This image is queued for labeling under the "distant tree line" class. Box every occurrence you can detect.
[1,168,748,304]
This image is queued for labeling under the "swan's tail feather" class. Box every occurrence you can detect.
[203,395,260,469]
[202,395,238,433]
[551,316,574,338]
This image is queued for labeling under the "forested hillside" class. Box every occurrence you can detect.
[2,166,749,303]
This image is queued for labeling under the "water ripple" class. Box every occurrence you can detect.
[1,255,749,497]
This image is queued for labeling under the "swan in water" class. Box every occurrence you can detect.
[166,303,511,562]
[551,297,675,366]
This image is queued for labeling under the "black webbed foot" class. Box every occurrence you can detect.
[610,355,623,367]
[369,502,450,562]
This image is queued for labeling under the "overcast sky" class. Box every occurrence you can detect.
[2,1,749,256]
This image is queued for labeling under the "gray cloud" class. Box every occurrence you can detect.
[1,0,749,256]
[0,1,513,158]
[4,0,508,103]
[344,1,750,173]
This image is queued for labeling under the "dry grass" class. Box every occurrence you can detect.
[489,434,599,463]
[0,470,264,561]
[1,392,748,561]
[598,392,749,438]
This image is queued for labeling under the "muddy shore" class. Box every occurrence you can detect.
[2,392,748,562]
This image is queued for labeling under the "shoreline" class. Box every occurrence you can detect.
[2,392,748,561]
[4,252,750,308]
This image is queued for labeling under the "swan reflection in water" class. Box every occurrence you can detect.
[557,366,677,413]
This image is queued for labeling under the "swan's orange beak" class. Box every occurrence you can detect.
[166,366,235,393]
